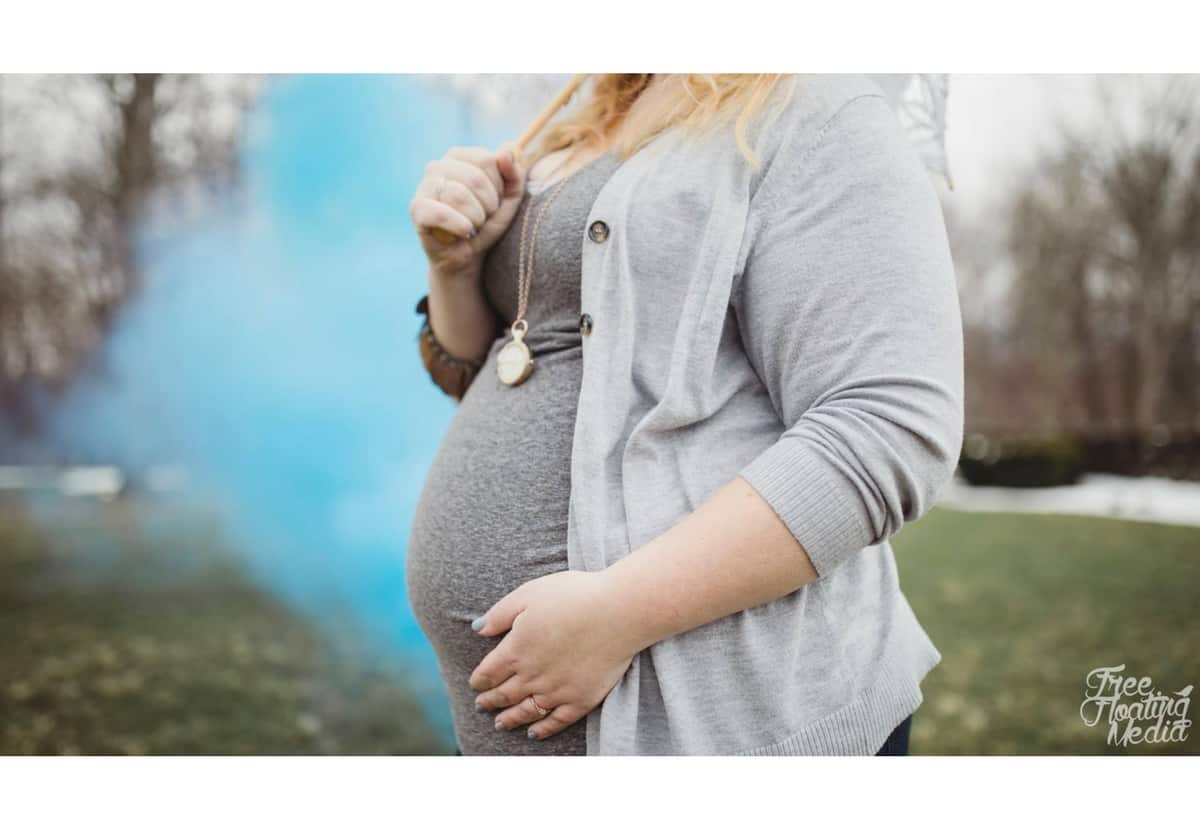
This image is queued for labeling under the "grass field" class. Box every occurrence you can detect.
[894,508,1200,755]
[0,498,450,755]
[2,497,1196,755]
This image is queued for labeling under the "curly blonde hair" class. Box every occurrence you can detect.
[520,74,799,174]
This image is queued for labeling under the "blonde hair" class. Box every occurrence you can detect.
[521,74,798,174]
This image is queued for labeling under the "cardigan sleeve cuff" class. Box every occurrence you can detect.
[737,437,877,579]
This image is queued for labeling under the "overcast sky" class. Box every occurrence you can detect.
[2,73,1173,231]
[944,74,1168,217]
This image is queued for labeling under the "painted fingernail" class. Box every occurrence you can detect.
[526,729,538,740]
[470,616,485,632]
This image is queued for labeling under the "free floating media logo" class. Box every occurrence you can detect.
[1080,664,1192,748]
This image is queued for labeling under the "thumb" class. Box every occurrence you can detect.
[494,144,525,200]
[472,588,526,637]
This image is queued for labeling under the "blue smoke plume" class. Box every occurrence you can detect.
[47,75,513,742]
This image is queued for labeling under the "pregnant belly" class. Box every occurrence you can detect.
[405,346,581,656]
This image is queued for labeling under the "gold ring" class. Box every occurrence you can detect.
[529,696,549,718]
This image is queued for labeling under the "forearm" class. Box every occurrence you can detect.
[426,265,499,363]
[600,475,818,653]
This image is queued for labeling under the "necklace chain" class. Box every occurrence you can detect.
[514,166,573,326]
[496,148,595,386]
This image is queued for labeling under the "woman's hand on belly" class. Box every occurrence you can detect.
[467,475,828,740]
[467,570,645,740]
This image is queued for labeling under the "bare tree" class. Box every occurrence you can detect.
[997,76,1200,440]
[0,74,261,429]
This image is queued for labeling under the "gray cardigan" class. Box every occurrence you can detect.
[564,74,962,754]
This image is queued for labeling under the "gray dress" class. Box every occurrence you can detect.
[406,150,622,755]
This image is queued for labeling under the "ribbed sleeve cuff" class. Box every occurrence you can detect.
[737,437,876,578]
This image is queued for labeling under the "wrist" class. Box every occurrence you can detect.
[429,257,482,284]
[594,557,666,655]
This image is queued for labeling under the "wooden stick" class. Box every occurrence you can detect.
[430,74,589,243]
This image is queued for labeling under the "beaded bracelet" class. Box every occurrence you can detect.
[415,294,484,401]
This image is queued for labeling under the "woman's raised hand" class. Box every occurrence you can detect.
[409,144,526,280]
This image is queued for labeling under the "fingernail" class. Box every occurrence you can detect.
[467,228,477,239]
[526,729,538,740]
[494,719,504,731]
[470,616,485,632]
[475,703,485,713]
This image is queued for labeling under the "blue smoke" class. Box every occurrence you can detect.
[49,75,514,743]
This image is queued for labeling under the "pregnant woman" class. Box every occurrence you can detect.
[405,74,964,756]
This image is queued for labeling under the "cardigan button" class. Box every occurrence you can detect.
[579,313,593,336]
[587,220,609,243]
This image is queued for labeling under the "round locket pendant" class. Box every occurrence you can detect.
[497,320,534,386]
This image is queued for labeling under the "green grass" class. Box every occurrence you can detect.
[0,499,450,756]
[894,507,1200,755]
[3,498,1196,755]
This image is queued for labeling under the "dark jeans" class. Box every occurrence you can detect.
[452,713,914,756]
[874,713,913,756]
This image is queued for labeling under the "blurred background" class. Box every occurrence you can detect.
[0,74,1196,756]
